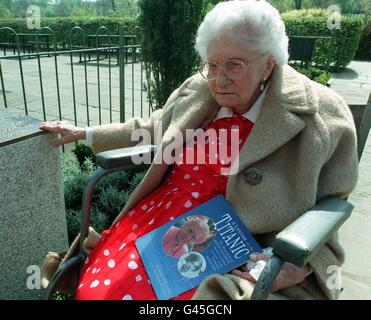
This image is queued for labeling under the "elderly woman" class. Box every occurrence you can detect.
[40,0,358,300]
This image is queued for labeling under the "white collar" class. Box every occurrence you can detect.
[214,84,269,124]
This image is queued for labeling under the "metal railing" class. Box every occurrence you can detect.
[0,26,151,150]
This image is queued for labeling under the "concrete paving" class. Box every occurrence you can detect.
[329,60,371,106]
[330,60,371,300]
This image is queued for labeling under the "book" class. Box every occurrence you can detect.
[135,194,262,300]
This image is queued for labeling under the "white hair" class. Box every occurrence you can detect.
[195,0,289,66]
[184,218,210,243]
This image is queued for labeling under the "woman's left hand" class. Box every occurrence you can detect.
[231,252,309,292]
[83,227,102,255]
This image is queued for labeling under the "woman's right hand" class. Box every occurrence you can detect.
[231,252,309,293]
[39,120,86,147]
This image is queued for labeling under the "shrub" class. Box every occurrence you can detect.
[72,142,96,168]
[53,292,73,300]
[61,148,149,243]
[62,153,94,211]
[95,170,130,191]
[65,207,111,244]
[290,64,331,85]
[60,151,83,181]
[94,186,131,224]
[282,9,364,69]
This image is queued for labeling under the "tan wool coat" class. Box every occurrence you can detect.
[90,64,358,300]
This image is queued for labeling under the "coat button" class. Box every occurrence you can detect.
[244,168,262,185]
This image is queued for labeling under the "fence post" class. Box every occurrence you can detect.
[119,25,125,123]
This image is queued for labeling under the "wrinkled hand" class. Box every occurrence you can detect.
[231,252,309,293]
[39,120,85,147]
[83,227,101,255]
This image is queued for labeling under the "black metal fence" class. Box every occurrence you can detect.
[0,26,151,139]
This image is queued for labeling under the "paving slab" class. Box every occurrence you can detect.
[331,60,371,300]
[330,60,371,106]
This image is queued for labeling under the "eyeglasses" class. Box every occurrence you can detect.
[198,53,267,81]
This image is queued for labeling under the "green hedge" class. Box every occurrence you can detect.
[282,9,364,69]
[355,16,371,61]
[0,17,137,48]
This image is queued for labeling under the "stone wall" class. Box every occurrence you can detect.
[0,108,68,299]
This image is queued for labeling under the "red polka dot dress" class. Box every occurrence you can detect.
[75,112,254,300]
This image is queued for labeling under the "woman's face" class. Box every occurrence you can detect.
[206,37,275,114]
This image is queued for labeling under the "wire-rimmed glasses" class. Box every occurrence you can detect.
[198,53,267,81]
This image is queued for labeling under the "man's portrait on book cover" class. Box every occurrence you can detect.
[161,216,217,258]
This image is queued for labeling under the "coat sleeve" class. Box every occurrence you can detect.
[308,88,359,300]
[90,87,181,154]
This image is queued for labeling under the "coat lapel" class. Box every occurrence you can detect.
[236,65,317,170]
[162,74,220,146]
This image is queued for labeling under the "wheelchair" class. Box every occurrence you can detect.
[45,93,371,300]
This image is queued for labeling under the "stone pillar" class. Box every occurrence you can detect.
[0,108,68,299]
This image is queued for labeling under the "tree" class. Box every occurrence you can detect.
[117,0,140,17]
[0,0,13,18]
[95,0,114,16]
[10,0,32,18]
[0,6,12,18]
[55,0,70,16]
[139,0,208,109]
[1,0,12,11]
[109,0,117,11]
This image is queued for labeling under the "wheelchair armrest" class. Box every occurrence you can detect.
[251,196,353,300]
[272,196,353,268]
[96,144,157,170]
